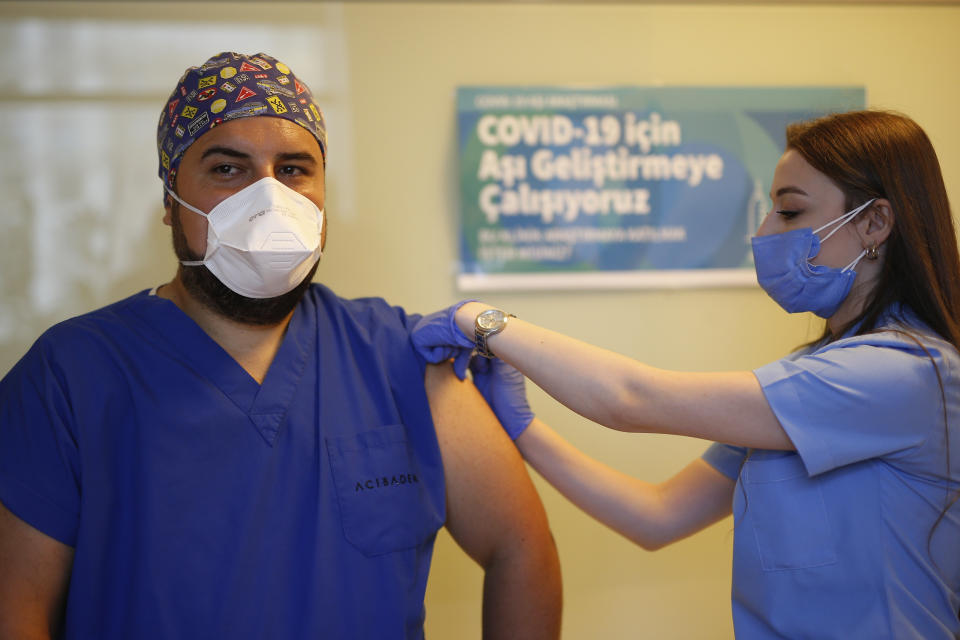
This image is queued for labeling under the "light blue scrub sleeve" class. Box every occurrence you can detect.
[753,334,951,477]
[702,443,748,481]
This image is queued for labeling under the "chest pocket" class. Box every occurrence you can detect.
[326,424,443,557]
[742,452,838,571]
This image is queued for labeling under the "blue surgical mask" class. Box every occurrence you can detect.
[751,199,876,318]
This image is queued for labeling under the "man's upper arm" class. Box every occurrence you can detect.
[424,363,562,638]
[0,499,73,640]
[425,362,552,564]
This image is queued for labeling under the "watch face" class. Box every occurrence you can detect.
[477,309,506,330]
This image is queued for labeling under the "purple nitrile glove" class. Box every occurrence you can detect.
[470,356,534,440]
[411,299,478,380]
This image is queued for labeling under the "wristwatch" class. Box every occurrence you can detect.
[474,309,515,358]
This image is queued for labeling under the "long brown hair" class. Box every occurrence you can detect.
[786,110,960,349]
[787,110,960,560]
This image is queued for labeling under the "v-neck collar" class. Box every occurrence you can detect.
[130,290,316,446]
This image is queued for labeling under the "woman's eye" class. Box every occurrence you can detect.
[213,164,236,175]
[776,209,801,219]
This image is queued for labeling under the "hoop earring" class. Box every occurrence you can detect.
[866,243,880,260]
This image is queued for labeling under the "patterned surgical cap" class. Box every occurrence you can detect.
[157,52,327,189]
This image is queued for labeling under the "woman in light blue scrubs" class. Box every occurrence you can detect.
[413,110,960,638]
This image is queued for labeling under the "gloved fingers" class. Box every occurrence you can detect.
[411,300,478,359]
[469,354,493,376]
[447,298,479,348]
[466,356,534,440]
[418,344,459,365]
[452,348,474,381]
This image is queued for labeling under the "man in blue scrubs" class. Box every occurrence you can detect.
[0,52,562,639]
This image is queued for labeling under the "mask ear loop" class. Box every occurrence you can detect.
[841,249,869,273]
[814,198,877,243]
[844,241,883,273]
[163,185,209,218]
[817,198,877,273]
[163,185,210,267]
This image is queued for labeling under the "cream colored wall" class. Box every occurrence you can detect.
[1,2,958,638]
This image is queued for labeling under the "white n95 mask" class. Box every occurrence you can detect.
[164,177,324,299]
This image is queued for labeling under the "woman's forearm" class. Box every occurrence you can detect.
[455,302,794,449]
[457,302,671,431]
[516,418,735,550]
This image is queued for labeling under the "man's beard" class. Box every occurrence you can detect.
[170,203,320,326]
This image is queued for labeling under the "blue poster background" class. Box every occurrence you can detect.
[457,87,865,290]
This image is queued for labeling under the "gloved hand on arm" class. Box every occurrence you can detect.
[411,299,478,380]
[470,357,535,440]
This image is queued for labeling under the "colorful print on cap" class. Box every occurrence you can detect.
[157,52,327,189]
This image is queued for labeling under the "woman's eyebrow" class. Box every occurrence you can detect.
[773,186,809,198]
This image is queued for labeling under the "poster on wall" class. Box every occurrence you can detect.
[456,86,865,291]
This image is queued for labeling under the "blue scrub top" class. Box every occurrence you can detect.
[704,307,960,638]
[0,285,445,639]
